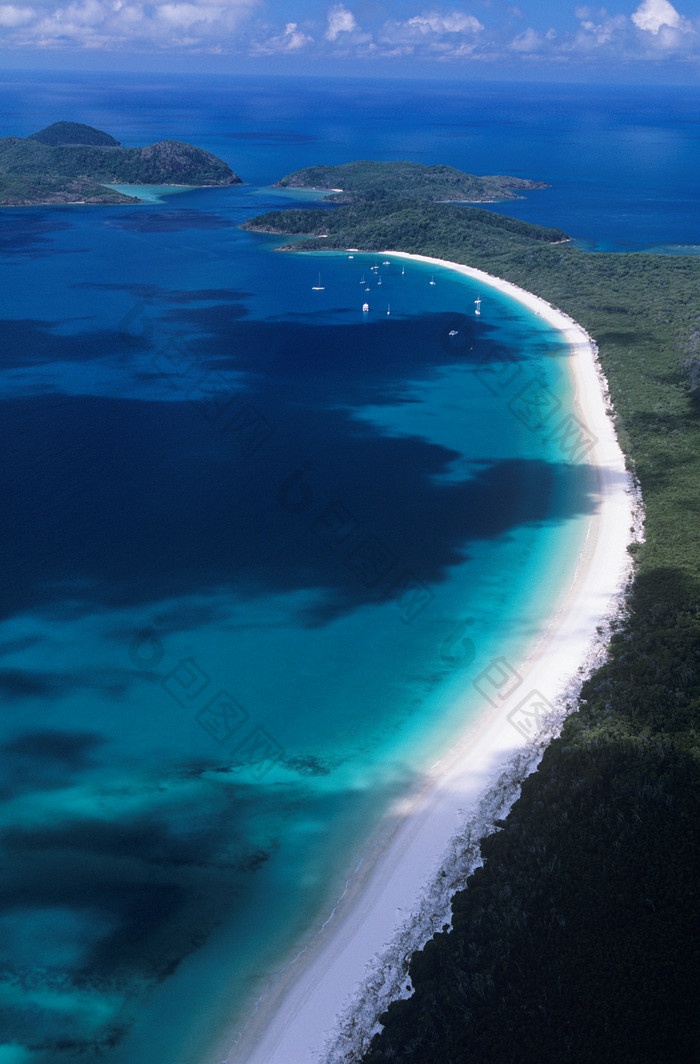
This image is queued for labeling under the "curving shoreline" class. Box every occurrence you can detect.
[220,252,640,1064]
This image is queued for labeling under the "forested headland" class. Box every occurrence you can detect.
[273,160,548,203]
[245,178,700,1063]
[0,121,241,205]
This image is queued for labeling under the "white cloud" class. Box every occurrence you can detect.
[509,26,544,52]
[631,0,681,34]
[0,4,35,26]
[508,25,557,53]
[406,11,483,35]
[157,4,214,29]
[0,0,698,63]
[0,0,260,49]
[567,2,699,57]
[251,20,312,54]
[379,8,484,56]
[325,2,356,41]
[575,10,627,47]
[629,0,697,55]
[59,0,104,26]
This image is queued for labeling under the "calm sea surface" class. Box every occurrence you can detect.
[0,73,697,1064]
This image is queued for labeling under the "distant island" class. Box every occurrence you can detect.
[0,121,241,205]
[244,160,566,255]
[274,160,548,203]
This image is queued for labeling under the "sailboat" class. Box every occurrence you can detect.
[429,276,436,286]
[360,274,366,284]
[362,302,370,313]
[377,275,382,285]
[474,296,482,315]
[386,304,391,316]
[312,273,325,291]
[401,265,405,276]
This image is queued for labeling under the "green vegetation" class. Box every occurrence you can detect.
[0,124,241,205]
[274,160,548,202]
[246,177,700,1063]
[29,121,121,147]
[242,197,568,251]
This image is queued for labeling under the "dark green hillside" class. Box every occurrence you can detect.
[29,121,121,146]
[242,198,568,252]
[274,160,548,203]
[0,124,241,205]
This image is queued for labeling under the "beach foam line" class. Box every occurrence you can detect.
[221,252,641,1064]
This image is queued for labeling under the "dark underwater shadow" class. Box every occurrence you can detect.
[0,383,599,624]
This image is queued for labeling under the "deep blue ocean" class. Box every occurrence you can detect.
[0,72,698,1064]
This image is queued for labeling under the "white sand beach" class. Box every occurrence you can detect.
[222,253,639,1064]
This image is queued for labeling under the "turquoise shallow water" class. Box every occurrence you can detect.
[0,229,593,1064]
[3,70,692,1064]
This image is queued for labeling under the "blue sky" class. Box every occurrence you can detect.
[0,0,699,78]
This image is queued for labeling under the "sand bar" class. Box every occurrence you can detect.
[222,253,638,1064]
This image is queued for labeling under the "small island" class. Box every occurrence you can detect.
[244,160,566,256]
[274,159,548,203]
[0,121,241,205]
